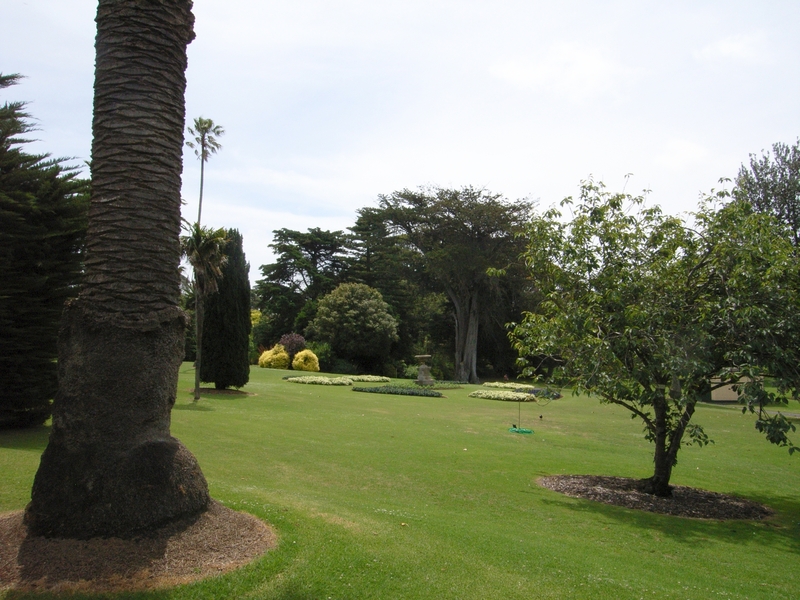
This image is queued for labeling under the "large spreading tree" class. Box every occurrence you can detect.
[200,228,251,389]
[511,180,799,497]
[25,0,210,538]
[254,227,350,342]
[375,186,532,382]
[0,74,88,429]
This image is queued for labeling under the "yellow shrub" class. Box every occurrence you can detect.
[292,349,320,372]
[258,344,290,369]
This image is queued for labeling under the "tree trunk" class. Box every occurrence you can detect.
[449,287,480,383]
[197,151,204,225]
[639,391,695,497]
[194,287,203,401]
[25,0,209,539]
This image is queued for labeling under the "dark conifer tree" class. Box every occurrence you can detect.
[200,228,251,388]
[0,73,88,428]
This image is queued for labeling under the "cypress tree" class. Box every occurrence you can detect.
[0,74,88,428]
[200,228,251,388]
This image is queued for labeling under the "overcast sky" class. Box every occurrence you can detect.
[4,1,800,283]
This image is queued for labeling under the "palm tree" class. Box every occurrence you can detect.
[182,224,228,401]
[186,117,224,226]
[25,0,210,539]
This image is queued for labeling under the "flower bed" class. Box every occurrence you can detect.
[482,381,536,390]
[349,375,392,383]
[469,390,535,402]
[352,386,443,397]
[482,382,562,399]
[285,376,353,386]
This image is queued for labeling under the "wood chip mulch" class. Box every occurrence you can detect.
[539,475,772,520]
[0,501,277,594]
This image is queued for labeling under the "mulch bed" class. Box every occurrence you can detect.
[539,475,772,520]
[0,501,277,594]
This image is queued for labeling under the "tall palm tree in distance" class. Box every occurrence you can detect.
[186,116,224,226]
[182,223,227,401]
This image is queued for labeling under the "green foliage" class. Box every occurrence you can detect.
[351,385,443,397]
[291,348,320,372]
[307,283,399,373]
[258,344,290,369]
[375,186,534,382]
[181,223,228,399]
[200,229,251,389]
[735,138,800,245]
[403,364,419,379]
[306,340,333,371]
[510,179,800,494]
[255,228,350,341]
[330,357,358,375]
[0,73,89,428]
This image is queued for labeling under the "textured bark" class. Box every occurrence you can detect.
[449,287,480,384]
[25,0,209,539]
[639,394,695,497]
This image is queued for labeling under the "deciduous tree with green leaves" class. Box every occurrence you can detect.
[511,180,799,496]
[735,138,800,246]
[306,283,398,373]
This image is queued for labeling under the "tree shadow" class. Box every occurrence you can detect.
[537,487,800,554]
[171,402,214,412]
[0,426,50,452]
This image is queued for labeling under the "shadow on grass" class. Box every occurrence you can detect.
[0,425,50,451]
[538,486,800,554]
[172,403,214,412]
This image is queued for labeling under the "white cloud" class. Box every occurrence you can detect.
[653,139,710,171]
[694,33,770,64]
[491,42,637,101]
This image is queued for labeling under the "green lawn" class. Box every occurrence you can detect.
[1,364,799,599]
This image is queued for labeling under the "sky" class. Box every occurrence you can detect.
[4,1,800,284]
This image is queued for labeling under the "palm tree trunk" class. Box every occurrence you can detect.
[197,152,204,226]
[25,0,209,539]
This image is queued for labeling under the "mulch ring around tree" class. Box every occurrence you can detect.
[0,500,277,594]
[539,475,772,520]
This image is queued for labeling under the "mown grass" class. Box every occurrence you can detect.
[1,364,799,599]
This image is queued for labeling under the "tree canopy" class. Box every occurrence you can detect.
[0,73,88,428]
[254,227,350,342]
[375,186,533,382]
[510,180,799,496]
[735,139,800,246]
[306,283,398,373]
